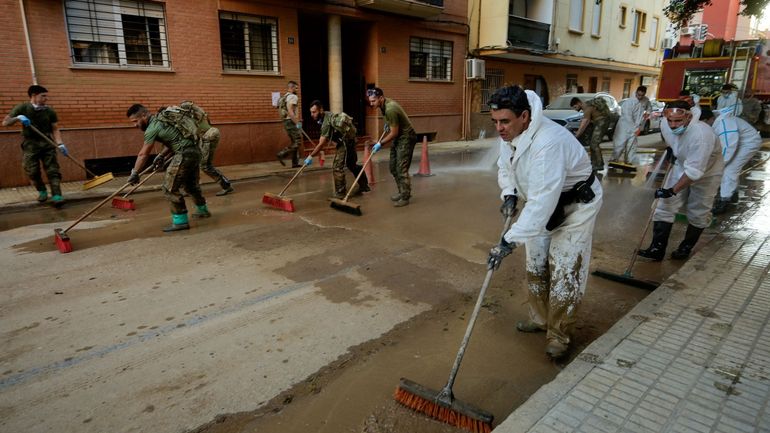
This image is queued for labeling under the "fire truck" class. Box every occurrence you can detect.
[657,39,770,134]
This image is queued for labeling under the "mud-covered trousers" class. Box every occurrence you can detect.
[580,118,608,171]
[653,171,721,229]
[279,119,302,165]
[22,138,62,195]
[389,132,417,199]
[164,148,206,215]
[333,138,368,195]
[522,182,603,346]
[199,127,229,189]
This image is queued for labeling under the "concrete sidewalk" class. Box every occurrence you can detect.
[495,162,770,431]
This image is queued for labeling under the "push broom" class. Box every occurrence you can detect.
[54,165,154,253]
[394,215,513,433]
[329,130,386,216]
[607,129,638,172]
[261,129,326,212]
[28,124,114,190]
[112,156,170,210]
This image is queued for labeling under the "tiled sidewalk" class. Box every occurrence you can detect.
[495,170,770,431]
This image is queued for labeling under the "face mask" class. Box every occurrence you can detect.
[671,125,687,135]
[32,103,47,111]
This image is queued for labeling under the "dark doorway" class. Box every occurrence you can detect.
[341,20,369,137]
[524,74,550,106]
[588,76,598,93]
[298,13,328,140]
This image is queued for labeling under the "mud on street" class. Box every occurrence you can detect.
[1,138,724,433]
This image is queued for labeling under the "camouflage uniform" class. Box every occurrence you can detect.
[320,112,367,195]
[579,98,610,171]
[381,98,417,200]
[9,102,62,197]
[277,92,302,166]
[144,116,206,215]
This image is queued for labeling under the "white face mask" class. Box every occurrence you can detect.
[671,125,687,135]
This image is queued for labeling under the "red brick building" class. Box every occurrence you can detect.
[0,0,467,187]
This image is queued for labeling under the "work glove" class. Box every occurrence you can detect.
[654,188,676,199]
[304,156,313,166]
[57,143,69,156]
[383,122,390,133]
[500,195,518,218]
[127,169,140,185]
[296,121,303,130]
[152,154,166,171]
[664,147,676,164]
[16,115,30,126]
[487,237,515,270]
[372,142,382,153]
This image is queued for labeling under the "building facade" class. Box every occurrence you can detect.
[468,0,667,135]
[0,0,467,187]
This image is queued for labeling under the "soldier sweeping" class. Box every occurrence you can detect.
[305,100,369,198]
[276,81,303,168]
[572,96,610,173]
[3,85,68,207]
[180,101,233,196]
[126,104,210,232]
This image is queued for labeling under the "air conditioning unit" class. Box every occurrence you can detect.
[466,58,485,80]
[680,26,694,36]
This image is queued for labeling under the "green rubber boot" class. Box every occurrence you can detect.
[37,190,48,202]
[163,213,190,232]
[193,204,211,218]
[51,195,65,208]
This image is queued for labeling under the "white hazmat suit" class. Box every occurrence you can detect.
[497,90,603,347]
[612,97,645,163]
[716,90,743,117]
[713,113,762,200]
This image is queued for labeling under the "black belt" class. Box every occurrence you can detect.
[545,172,596,231]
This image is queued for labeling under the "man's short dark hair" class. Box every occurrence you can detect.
[679,90,691,96]
[721,83,736,91]
[288,80,298,87]
[28,85,48,97]
[570,97,582,107]
[126,104,148,118]
[310,100,324,110]
[666,100,691,110]
[636,86,647,94]
[488,85,530,116]
[700,108,715,120]
[367,87,383,97]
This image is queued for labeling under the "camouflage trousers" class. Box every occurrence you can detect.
[22,138,62,195]
[333,139,368,195]
[199,127,229,188]
[388,132,417,199]
[163,149,206,214]
[278,119,302,165]
[580,118,608,171]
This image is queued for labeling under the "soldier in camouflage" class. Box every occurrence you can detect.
[179,101,233,196]
[367,87,417,207]
[126,104,210,232]
[305,100,369,198]
[3,85,68,207]
[276,81,303,168]
[572,97,610,172]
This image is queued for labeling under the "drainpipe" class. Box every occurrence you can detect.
[19,0,38,85]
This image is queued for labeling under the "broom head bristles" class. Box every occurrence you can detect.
[607,161,637,172]
[262,192,295,212]
[54,228,72,254]
[111,196,136,210]
[329,198,362,216]
[394,378,493,433]
[82,172,115,190]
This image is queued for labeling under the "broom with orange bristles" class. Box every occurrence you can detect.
[262,129,326,212]
[394,215,513,433]
[112,156,170,210]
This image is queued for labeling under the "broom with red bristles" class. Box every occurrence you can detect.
[112,156,169,210]
[394,215,513,433]
[262,129,326,212]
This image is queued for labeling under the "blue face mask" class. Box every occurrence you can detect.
[671,125,687,135]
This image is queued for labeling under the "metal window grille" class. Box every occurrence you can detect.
[409,37,452,81]
[219,12,279,73]
[65,0,169,67]
[566,74,578,93]
[481,68,504,112]
[622,79,632,98]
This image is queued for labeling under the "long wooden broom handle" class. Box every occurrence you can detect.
[273,129,328,197]
[28,124,99,178]
[121,168,158,198]
[340,129,387,202]
[63,165,154,234]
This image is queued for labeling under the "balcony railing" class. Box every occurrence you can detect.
[356,0,443,19]
[507,15,550,51]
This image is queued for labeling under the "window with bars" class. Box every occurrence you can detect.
[65,0,169,67]
[481,68,504,112]
[409,37,452,81]
[219,12,279,73]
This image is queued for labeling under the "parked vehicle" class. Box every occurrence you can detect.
[543,92,620,139]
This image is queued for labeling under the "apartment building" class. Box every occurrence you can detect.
[0,0,467,187]
[468,0,667,134]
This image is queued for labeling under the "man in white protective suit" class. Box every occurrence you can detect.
[702,107,763,214]
[486,85,603,359]
[638,100,724,261]
[611,86,649,166]
[716,84,743,117]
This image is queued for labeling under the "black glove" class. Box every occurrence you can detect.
[654,187,676,199]
[664,147,676,164]
[487,237,515,270]
[500,195,518,218]
[152,154,166,171]
[127,169,140,185]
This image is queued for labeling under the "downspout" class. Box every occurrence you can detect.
[19,0,38,84]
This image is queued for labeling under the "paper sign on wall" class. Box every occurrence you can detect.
[271,92,280,107]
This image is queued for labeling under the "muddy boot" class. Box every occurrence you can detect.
[36,190,48,202]
[192,204,211,218]
[670,224,704,260]
[516,321,546,333]
[390,193,402,202]
[712,198,730,215]
[216,176,234,196]
[545,339,569,359]
[637,221,673,261]
[730,190,739,204]
[163,213,190,232]
[393,197,410,207]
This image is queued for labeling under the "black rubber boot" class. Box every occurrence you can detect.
[712,198,730,215]
[637,221,673,261]
[670,224,704,260]
[216,175,234,196]
[276,149,288,166]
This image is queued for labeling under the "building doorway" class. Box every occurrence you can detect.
[524,74,550,106]
[588,76,598,93]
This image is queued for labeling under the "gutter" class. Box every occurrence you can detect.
[19,0,37,84]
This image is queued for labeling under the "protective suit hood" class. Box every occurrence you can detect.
[507,90,544,163]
